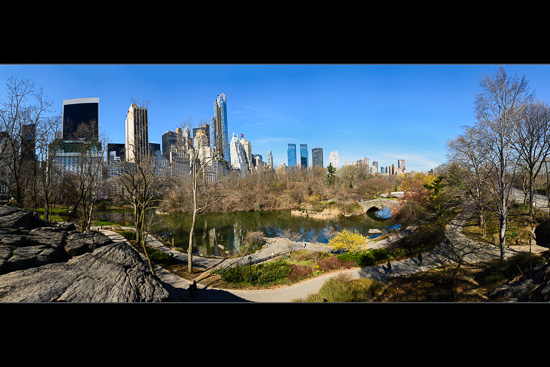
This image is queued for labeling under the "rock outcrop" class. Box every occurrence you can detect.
[0,206,169,302]
[489,261,550,302]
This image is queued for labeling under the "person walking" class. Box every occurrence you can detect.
[418,252,423,265]
[387,260,392,274]
[188,280,198,300]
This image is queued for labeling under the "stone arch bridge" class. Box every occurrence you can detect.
[358,198,402,213]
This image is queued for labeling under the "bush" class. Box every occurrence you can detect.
[147,246,176,265]
[288,264,313,282]
[337,248,390,267]
[119,230,136,241]
[215,259,292,286]
[240,230,266,255]
[318,256,354,272]
[294,273,383,302]
[328,229,368,253]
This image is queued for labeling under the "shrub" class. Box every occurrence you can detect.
[337,249,390,267]
[288,264,313,282]
[328,229,368,253]
[119,230,136,241]
[318,256,354,272]
[147,246,177,265]
[240,230,266,255]
[294,273,384,302]
[215,259,292,286]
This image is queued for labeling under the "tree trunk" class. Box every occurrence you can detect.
[480,205,486,237]
[499,211,507,261]
[188,209,196,274]
[529,175,535,222]
[138,204,156,277]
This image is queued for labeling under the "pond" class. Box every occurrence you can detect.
[95,207,400,256]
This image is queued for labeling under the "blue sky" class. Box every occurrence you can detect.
[3,64,550,172]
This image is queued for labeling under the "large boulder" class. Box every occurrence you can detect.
[0,206,169,302]
[0,242,169,302]
[65,231,112,257]
[534,220,550,248]
[0,206,33,229]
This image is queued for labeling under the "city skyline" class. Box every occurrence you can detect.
[6,64,550,171]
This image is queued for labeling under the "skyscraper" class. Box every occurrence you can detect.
[329,151,339,169]
[266,150,273,169]
[312,147,323,167]
[300,144,308,168]
[125,103,149,163]
[240,134,252,171]
[230,133,248,176]
[213,93,230,162]
[288,143,296,167]
[62,98,99,140]
[162,130,178,158]
[193,124,210,146]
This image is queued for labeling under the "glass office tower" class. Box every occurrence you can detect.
[62,98,99,140]
[213,93,230,162]
[312,147,323,167]
[288,143,296,167]
[300,144,308,168]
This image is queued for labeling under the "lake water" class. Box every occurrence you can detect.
[95,207,400,256]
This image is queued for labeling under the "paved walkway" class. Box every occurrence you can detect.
[97,202,547,302]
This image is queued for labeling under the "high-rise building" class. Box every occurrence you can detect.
[357,157,369,170]
[288,143,296,167]
[213,93,230,162]
[398,159,405,170]
[193,124,210,146]
[329,150,339,169]
[21,123,36,161]
[300,144,308,168]
[312,147,323,167]
[162,130,178,158]
[125,103,149,163]
[240,134,252,171]
[62,98,99,140]
[183,126,192,151]
[107,143,125,163]
[55,98,102,176]
[266,150,273,169]
[230,133,248,176]
[372,161,379,174]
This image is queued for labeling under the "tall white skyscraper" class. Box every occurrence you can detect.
[266,150,273,169]
[329,150,339,169]
[230,133,248,176]
[240,134,252,171]
[125,103,149,163]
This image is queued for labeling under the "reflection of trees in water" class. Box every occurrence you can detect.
[95,208,400,255]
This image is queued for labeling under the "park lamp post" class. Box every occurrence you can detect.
[248,256,253,284]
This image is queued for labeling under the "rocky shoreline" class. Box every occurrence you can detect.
[0,206,169,302]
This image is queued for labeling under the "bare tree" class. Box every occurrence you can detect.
[182,124,225,274]
[473,66,532,260]
[34,116,62,221]
[446,125,491,236]
[117,142,172,276]
[512,100,550,222]
[0,77,54,206]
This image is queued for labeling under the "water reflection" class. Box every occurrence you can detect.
[95,207,400,256]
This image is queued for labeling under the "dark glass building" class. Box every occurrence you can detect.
[288,143,296,167]
[312,147,323,167]
[300,144,308,168]
[62,98,99,140]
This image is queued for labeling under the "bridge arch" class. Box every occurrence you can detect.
[358,198,401,214]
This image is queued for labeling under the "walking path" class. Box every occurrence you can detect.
[97,201,547,302]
